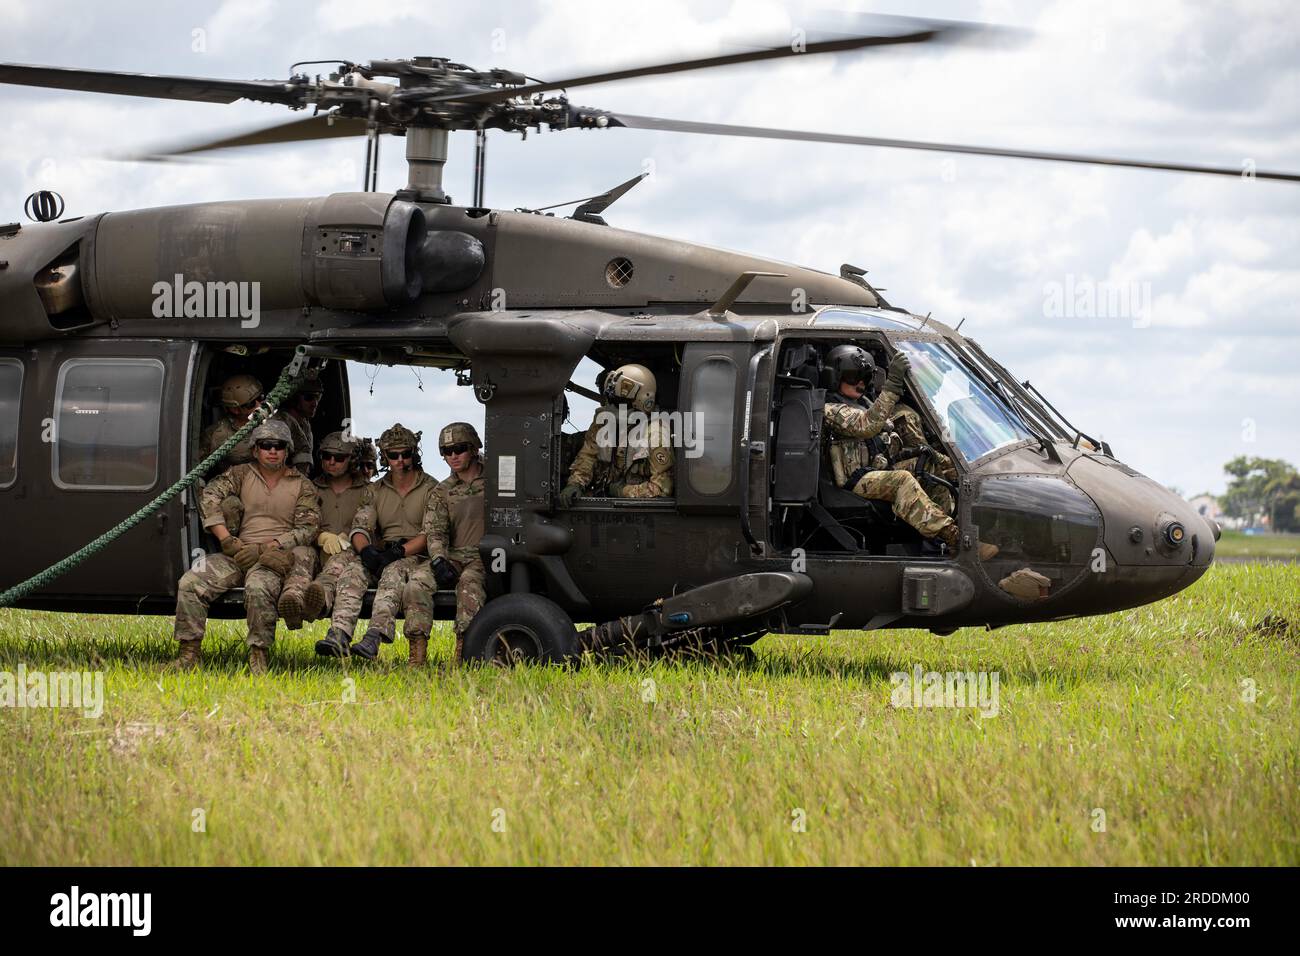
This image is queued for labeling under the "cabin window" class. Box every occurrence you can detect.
[0,359,21,488]
[689,358,737,495]
[52,358,164,490]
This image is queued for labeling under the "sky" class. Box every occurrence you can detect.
[1,0,1296,495]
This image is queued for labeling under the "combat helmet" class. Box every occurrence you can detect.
[249,418,294,452]
[603,363,657,413]
[377,423,422,471]
[318,430,356,456]
[438,422,482,452]
[826,345,877,385]
[220,373,263,409]
[293,368,325,397]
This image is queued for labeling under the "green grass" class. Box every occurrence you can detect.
[1,563,1297,866]
[1217,530,1300,559]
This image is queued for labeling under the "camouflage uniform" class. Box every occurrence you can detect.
[823,390,955,542]
[174,462,319,648]
[888,401,957,515]
[282,410,314,473]
[419,468,486,653]
[285,472,373,620]
[566,403,674,498]
[344,469,438,641]
[198,409,291,532]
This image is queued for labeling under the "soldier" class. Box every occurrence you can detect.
[199,373,265,470]
[558,363,674,503]
[173,419,320,674]
[413,422,486,665]
[822,345,960,550]
[888,401,958,515]
[281,369,323,475]
[274,430,371,636]
[354,436,378,481]
[343,423,439,661]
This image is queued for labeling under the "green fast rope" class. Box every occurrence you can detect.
[0,347,310,608]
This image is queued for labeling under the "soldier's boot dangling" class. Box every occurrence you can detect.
[314,626,351,658]
[248,646,269,675]
[350,627,385,661]
[408,636,428,666]
[302,582,328,622]
[278,589,305,630]
[174,639,202,671]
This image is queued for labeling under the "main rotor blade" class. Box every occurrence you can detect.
[609,113,1300,183]
[0,62,299,106]
[432,19,985,105]
[116,114,371,161]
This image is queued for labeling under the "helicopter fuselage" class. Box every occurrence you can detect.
[0,193,1215,636]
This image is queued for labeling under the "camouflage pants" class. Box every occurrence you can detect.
[331,556,375,638]
[894,451,957,514]
[368,555,434,641]
[174,553,285,648]
[282,546,319,595]
[305,550,361,618]
[850,470,954,539]
[409,556,486,638]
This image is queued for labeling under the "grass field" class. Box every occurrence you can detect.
[1216,530,1300,559]
[1,562,1297,866]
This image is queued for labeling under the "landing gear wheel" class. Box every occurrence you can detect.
[461,594,580,666]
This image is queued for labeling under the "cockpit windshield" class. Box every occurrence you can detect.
[895,339,1035,462]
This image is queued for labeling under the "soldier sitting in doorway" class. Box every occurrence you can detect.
[173,419,320,674]
[559,363,674,503]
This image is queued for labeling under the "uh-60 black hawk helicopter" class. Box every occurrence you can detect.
[1,18,1294,663]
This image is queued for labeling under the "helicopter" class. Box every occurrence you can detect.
[0,17,1291,664]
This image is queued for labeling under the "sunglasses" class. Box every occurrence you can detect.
[440,442,472,457]
[256,440,288,451]
[385,449,414,461]
[321,452,351,463]
[228,396,263,412]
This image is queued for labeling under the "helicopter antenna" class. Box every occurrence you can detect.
[955,316,966,332]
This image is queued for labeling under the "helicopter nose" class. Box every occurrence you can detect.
[1067,454,1214,570]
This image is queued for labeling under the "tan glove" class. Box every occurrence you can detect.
[220,536,244,558]
[256,545,295,578]
[318,531,345,556]
[233,542,263,572]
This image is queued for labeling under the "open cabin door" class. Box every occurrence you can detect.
[2,339,194,608]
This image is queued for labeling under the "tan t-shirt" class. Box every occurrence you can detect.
[351,470,437,545]
[315,473,373,537]
[200,463,320,547]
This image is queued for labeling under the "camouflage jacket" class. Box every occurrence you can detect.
[822,388,901,488]
[566,404,674,499]
[199,463,320,548]
[282,410,314,472]
[422,469,486,565]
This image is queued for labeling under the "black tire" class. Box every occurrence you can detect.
[461,594,580,666]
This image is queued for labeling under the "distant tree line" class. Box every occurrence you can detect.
[1221,457,1300,533]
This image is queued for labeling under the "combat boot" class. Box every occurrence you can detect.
[350,627,385,661]
[408,636,428,666]
[302,582,328,622]
[278,589,305,630]
[314,626,351,658]
[452,633,464,666]
[248,646,269,675]
[173,639,202,671]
